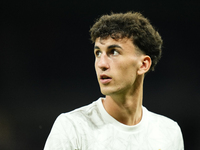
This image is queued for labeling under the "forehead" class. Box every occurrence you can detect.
[94,37,134,48]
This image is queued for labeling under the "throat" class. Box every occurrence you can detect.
[102,96,143,126]
[118,107,143,125]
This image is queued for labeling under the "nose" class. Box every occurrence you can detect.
[97,54,109,71]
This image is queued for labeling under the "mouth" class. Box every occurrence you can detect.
[100,75,112,84]
[100,75,111,79]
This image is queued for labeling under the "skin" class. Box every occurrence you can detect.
[94,36,151,125]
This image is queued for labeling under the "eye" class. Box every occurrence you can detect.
[111,49,119,56]
[95,50,102,57]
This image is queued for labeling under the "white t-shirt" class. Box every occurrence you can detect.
[44,98,184,150]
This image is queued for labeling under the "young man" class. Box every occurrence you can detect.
[44,12,184,149]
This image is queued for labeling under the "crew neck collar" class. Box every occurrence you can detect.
[96,97,148,133]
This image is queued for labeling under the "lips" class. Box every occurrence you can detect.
[100,74,112,84]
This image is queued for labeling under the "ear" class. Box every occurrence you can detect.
[137,55,152,75]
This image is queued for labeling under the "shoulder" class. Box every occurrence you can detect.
[62,100,99,119]
[145,108,184,148]
[145,108,183,140]
[44,100,100,149]
[55,99,102,129]
[140,107,184,149]
[56,100,97,122]
[147,109,180,129]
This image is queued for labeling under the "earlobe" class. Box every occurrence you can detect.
[137,55,152,75]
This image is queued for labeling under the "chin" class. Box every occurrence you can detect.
[100,89,111,96]
[100,87,118,96]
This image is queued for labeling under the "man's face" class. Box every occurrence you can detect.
[94,37,145,96]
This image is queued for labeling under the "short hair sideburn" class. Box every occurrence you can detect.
[89,12,163,71]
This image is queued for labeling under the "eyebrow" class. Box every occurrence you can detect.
[94,44,122,50]
[94,46,100,49]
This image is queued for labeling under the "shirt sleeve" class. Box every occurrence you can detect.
[176,123,184,150]
[44,113,80,150]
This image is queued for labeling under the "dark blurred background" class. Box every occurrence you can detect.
[1,0,200,149]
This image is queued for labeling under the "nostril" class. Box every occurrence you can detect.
[102,67,108,71]
[98,62,109,70]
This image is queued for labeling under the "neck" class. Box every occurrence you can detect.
[102,75,144,126]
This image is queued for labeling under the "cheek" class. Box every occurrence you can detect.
[121,61,137,73]
[120,63,137,81]
[94,61,98,72]
[94,63,99,78]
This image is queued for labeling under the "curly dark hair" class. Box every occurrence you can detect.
[90,12,163,71]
